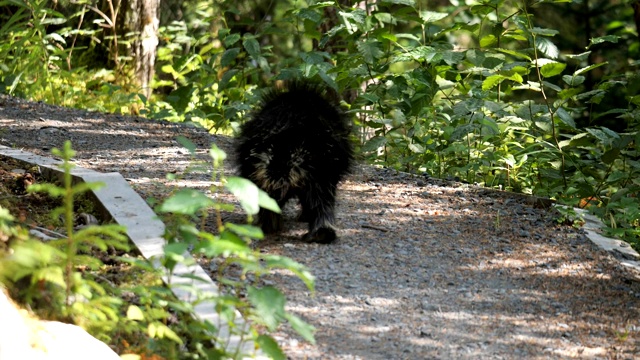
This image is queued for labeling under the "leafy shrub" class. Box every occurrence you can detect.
[0,141,315,359]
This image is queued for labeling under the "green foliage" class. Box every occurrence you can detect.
[0,141,130,334]
[0,141,315,358]
[0,0,143,112]
[157,139,316,357]
[1,0,638,245]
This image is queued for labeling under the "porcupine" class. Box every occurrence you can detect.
[235,81,353,243]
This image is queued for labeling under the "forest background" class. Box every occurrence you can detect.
[2,0,639,246]
[0,0,639,358]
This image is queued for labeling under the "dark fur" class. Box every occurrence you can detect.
[236,81,353,243]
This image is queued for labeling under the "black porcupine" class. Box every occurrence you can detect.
[236,81,353,243]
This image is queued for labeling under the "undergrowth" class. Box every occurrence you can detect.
[0,141,315,359]
[0,0,638,247]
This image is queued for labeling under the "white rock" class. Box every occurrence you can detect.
[0,289,120,360]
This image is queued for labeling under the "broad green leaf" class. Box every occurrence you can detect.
[196,233,251,257]
[496,48,531,61]
[220,47,241,67]
[381,0,415,5]
[164,242,189,259]
[225,223,263,238]
[285,313,316,344]
[419,11,447,23]
[176,136,196,155]
[482,74,504,90]
[148,322,183,344]
[470,5,493,16]
[166,85,195,114]
[127,305,145,321]
[588,35,620,48]
[256,335,286,360]
[562,75,585,86]
[408,143,425,153]
[565,51,591,62]
[530,27,559,36]
[242,37,261,59]
[248,286,286,330]
[264,255,315,291]
[225,176,259,215]
[297,8,322,22]
[536,37,559,58]
[601,148,620,165]
[574,62,608,76]
[362,136,388,152]
[555,108,576,128]
[356,39,383,63]
[209,144,227,165]
[441,50,465,65]
[258,189,281,213]
[223,33,241,47]
[479,34,497,48]
[540,62,566,77]
[159,189,214,215]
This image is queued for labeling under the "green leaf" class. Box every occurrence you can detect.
[209,144,227,166]
[540,62,566,77]
[601,148,620,165]
[565,51,590,62]
[574,62,608,76]
[220,47,241,67]
[225,177,280,215]
[419,11,447,23]
[482,74,504,90]
[248,286,286,330]
[159,189,214,215]
[225,176,260,215]
[225,223,263,238]
[258,189,280,213]
[356,39,383,63]
[495,48,531,61]
[530,27,559,36]
[218,69,239,90]
[562,75,585,86]
[223,33,241,47]
[588,35,620,48]
[164,242,189,260]
[536,37,559,59]
[166,85,195,114]
[441,50,465,65]
[256,335,286,360]
[362,136,388,152]
[408,143,425,153]
[242,37,261,59]
[479,34,497,48]
[470,5,493,16]
[196,232,251,257]
[176,136,196,155]
[127,305,145,321]
[148,322,183,344]
[264,255,315,292]
[381,0,415,5]
[555,108,576,128]
[285,313,316,344]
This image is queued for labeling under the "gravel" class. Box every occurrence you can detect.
[1,94,639,359]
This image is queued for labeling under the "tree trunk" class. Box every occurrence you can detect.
[119,0,159,99]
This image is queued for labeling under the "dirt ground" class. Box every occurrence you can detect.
[1,94,639,359]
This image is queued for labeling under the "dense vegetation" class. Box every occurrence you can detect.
[1,0,639,358]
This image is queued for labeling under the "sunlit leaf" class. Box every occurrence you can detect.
[248,286,286,330]
[256,335,286,360]
[540,62,566,77]
[158,189,214,215]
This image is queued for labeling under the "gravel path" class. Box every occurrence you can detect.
[1,94,639,359]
